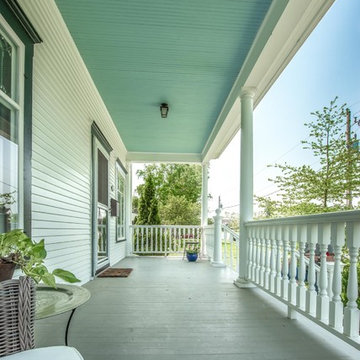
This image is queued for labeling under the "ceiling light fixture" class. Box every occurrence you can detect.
[160,103,169,118]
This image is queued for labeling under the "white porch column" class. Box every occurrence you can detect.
[211,206,225,267]
[235,87,256,288]
[126,163,133,256]
[201,162,209,257]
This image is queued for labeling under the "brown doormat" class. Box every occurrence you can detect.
[98,268,133,278]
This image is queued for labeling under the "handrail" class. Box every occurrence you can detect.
[131,225,201,229]
[222,224,239,240]
[221,224,239,272]
[245,209,360,226]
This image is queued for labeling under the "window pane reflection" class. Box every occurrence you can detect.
[0,102,18,232]
[0,34,12,97]
[97,207,107,260]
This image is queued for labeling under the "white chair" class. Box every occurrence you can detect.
[1,346,84,360]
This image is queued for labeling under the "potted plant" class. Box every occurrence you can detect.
[0,229,80,286]
[0,192,15,233]
[186,246,199,262]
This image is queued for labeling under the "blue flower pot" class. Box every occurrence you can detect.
[186,253,198,262]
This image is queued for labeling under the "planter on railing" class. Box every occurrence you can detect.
[131,225,202,256]
[244,210,360,348]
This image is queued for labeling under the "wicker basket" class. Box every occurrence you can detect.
[0,277,36,357]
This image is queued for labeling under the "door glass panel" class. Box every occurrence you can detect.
[0,33,13,97]
[97,149,108,206]
[97,207,108,262]
[0,102,18,232]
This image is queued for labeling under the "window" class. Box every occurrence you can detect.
[0,19,24,233]
[116,162,126,241]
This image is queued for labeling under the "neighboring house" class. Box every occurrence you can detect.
[0,0,335,286]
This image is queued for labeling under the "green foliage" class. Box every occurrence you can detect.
[132,196,139,214]
[135,164,202,225]
[186,248,199,255]
[159,195,200,225]
[0,192,16,207]
[185,243,200,254]
[341,255,360,308]
[0,229,80,287]
[137,173,160,225]
[137,164,202,204]
[257,97,360,217]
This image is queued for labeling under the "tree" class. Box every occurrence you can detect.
[135,164,202,224]
[136,164,202,204]
[136,173,160,225]
[159,195,200,225]
[257,97,360,217]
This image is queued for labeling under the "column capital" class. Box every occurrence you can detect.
[240,86,257,99]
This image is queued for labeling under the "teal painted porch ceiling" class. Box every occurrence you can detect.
[55,0,273,154]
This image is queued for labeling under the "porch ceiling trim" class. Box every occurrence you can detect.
[202,0,335,163]
[126,152,201,164]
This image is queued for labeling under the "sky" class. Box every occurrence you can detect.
[208,0,360,215]
[133,0,360,216]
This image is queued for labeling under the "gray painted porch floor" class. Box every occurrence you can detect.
[35,257,359,360]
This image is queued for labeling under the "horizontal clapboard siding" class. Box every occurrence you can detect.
[19,0,128,283]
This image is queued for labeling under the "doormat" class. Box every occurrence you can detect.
[98,268,133,278]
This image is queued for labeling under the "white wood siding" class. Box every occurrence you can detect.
[19,0,128,283]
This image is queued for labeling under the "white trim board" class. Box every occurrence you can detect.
[126,152,202,164]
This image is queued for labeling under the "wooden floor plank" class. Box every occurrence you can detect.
[35,257,359,360]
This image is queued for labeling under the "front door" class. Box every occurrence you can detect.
[93,139,110,273]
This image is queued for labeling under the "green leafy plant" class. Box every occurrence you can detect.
[0,191,16,207]
[0,229,80,287]
[186,245,199,255]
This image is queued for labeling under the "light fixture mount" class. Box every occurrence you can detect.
[160,103,169,118]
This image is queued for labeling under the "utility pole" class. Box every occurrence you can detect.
[345,108,352,208]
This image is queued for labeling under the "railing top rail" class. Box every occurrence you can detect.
[222,224,239,239]
[245,209,360,227]
[130,225,202,229]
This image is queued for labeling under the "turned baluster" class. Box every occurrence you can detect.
[288,225,297,306]
[252,227,258,281]
[296,225,307,311]
[329,222,345,332]
[256,228,261,284]
[260,226,266,287]
[281,225,289,301]
[275,226,282,297]
[316,224,331,323]
[247,227,254,281]
[306,224,317,317]
[264,226,271,290]
[269,226,276,293]
[343,221,360,339]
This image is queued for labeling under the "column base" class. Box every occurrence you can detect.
[211,260,226,267]
[234,277,256,288]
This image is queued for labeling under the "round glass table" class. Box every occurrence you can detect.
[35,284,90,345]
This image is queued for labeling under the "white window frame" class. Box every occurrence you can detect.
[115,162,126,242]
[0,15,25,230]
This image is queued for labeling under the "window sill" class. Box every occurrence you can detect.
[116,238,126,243]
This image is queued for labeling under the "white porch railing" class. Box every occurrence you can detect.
[131,225,202,256]
[222,225,240,272]
[203,225,214,259]
[245,210,360,348]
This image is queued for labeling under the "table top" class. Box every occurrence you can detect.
[35,284,91,320]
